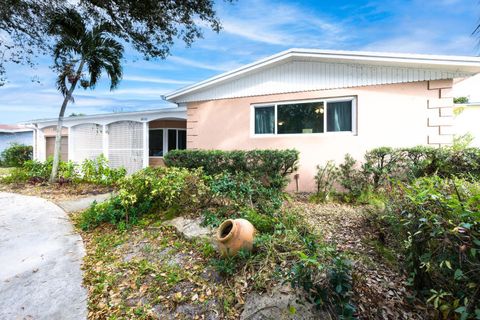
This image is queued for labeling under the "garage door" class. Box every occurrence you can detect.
[46,136,68,161]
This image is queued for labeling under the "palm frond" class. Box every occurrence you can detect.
[50,10,124,94]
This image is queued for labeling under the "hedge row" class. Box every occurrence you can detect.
[164,149,299,189]
[361,146,480,188]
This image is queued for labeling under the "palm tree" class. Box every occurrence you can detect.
[48,9,123,182]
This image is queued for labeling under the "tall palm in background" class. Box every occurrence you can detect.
[48,9,123,182]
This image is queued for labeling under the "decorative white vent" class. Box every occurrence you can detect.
[107,121,143,174]
[71,123,103,162]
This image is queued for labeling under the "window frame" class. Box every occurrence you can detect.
[149,127,187,158]
[250,96,357,138]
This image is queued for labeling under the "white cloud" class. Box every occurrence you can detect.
[215,0,348,47]
[167,56,238,72]
[123,75,193,85]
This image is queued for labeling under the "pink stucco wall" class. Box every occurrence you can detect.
[186,80,453,191]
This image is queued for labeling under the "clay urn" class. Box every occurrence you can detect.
[216,218,255,257]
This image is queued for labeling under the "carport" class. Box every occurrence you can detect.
[27,107,187,174]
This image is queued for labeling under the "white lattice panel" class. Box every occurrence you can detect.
[71,123,103,162]
[108,121,143,174]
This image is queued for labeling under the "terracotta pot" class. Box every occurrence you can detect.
[216,218,255,257]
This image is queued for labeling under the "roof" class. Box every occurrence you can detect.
[165,48,480,103]
[0,124,34,133]
[26,107,186,125]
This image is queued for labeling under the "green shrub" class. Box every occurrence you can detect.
[453,96,469,104]
[80,167,209,229]
[201,172,284,228]
[80,155,126,185]
[311,160,339,203]
[362,147,403,189]
[22,158,77,182]
[0,167,29,183]
[385,176,480,319]
[337,154,369,203]
[164,149,299,190]
[333,145,480,203]
[0,143,33,167]
[241,208,277,234]
[1,155,126,185]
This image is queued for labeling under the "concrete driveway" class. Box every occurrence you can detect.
[0,192,87,320]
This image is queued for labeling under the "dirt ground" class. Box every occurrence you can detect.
[290,194,431,320]
[0,182,114,202]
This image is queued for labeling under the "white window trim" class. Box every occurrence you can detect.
[149,127,186,157]
[250,96,357,138]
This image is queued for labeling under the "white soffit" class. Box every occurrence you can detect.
[165,48,480,103]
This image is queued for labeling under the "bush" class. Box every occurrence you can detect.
[337,154,370,203]
[1,155,126,185]
[329,145,480,203]
[79,167,209,229]
[0,167,29,183]
[311,160,339,203]
[201,171,284,229]
[384,176,480,319]
[0,143,33,167]
[80,155,126,185]
[164,149,299,190]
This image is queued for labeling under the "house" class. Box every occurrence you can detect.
[164,49,480,191]
[0,125,34,154]
[28,49,480,191]
[27,108,186,174]
[453,102,480,147]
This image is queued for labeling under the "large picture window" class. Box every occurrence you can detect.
[253,98,355,135]
[277,102,324,134]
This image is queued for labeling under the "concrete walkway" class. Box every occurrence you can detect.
[0,192,87,320]
[57,193,112,213]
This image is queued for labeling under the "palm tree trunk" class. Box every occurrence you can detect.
[49,60,85,182]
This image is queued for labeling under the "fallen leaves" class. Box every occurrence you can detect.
[291,197,430,319]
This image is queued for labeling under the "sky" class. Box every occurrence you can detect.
[0,0,479,123]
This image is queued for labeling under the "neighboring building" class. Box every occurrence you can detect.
[165,49,480,191]
[0,125,34,154]
[27,108,186,174]
[453,103,480,147]
[27,49,480,191]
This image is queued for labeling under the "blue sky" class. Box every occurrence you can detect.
[0,0,479,123]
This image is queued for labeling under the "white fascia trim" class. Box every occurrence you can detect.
[0,129,34,133]
[26,107,187,128]
[165,48,480,101]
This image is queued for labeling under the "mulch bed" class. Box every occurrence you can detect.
[0,182,114,202]
[289,194,431,320]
